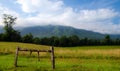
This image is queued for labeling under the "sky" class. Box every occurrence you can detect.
[0,0,120,34]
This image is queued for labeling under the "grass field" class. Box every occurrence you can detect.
[0,42,120,71]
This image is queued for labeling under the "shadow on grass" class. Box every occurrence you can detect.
[0,68,3,71]
[16,65,27,68]
[0,52,12,56]
[14,65,27,71]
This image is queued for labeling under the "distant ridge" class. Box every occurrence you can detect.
[0,25,120,39]
[0,26,3,33]
[20,25,105,39]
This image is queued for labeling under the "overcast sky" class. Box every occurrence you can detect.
[0,0,120,34]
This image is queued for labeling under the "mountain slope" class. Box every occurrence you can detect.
[0,25,120,39]
[0,26,3,33]
[20,25,105,39]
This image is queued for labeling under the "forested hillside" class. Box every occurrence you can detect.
[20,25,105,39]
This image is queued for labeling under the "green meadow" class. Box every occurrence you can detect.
[0,42,120,71]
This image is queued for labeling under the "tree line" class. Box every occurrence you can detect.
[0,14,120,47]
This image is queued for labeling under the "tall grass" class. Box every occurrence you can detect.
[0,42,120,71]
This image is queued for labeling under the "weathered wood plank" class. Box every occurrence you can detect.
[14,47,19,67]
[38,52,40,61]
[18,49,51,52]
[14,47,55,69]
[51,46,55,69]
[30,51,32,56]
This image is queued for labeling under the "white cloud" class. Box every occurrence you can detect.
[0,4,19,26]
[1,0,120,34]
[78,9,118,22]
[16,0,64,13]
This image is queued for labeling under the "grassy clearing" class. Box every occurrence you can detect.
[0,42,120,71]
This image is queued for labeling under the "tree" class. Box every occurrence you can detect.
[104,35,112,45]
[0,33,4,41]
[81,37,88,45]
[115,38,120,45]
[33,37,41,44]
[40,37,49,45]
[22,33,33,43]
[2,14,21,41]
[69,35,79,46]
[49,36,59,46]
[59,36,69,47]
[3,14,16,32]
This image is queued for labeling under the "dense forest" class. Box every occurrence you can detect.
[0,14,120,47]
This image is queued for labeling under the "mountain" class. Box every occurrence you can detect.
[0,26,3,33]
[0,25,120,39]
[110,34,120,39]
[20,25,105,39]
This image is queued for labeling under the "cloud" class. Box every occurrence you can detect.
[78,0,119,10]
[16,0,64,13]
[78,9,118,22]
[0,4,19,26]
[0,0,120,34]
